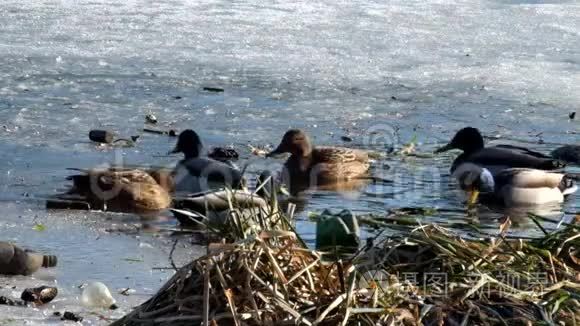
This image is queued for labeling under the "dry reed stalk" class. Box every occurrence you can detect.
[112,207,580,326]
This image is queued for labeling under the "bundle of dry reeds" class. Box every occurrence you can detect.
[113,210,580,325]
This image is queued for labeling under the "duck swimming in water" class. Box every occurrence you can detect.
[170,129,244,194]
[436,127,564,174]
[66,168,172,213]
[267,129,369,193]
[453,162,577,207]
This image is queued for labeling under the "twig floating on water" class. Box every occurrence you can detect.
[203,87,224,93]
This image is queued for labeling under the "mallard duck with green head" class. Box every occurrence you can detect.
[170,129,244,194]
[436,127,564,174]
[453,162,577,206]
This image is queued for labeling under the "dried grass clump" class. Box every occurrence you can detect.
[355,222,580,325]
[113,213,580,325]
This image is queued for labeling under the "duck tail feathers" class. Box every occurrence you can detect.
[559,176,578,196]
[66,174,90,192]
[564,172,580,181]
[545,159,567,170]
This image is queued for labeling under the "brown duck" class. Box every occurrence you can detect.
[267,129,369,193]
[66,168,172,213]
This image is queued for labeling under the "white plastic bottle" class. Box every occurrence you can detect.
[81,282,118,309]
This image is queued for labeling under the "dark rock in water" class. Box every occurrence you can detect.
[145,114,158,124]
[0,242,57,276]
[131,135,140,142]
[173,95,182,100]
[46,199,91,211]
[208,147,239,161]
[569,112,576,120]
[88,130,114,144]
[203,87,224,93]
[62,312,83,322]
[0,296,25,306]
[341,136,353,142]
[21,286,58,305]
[142,128,168,135]
[143,128,177,137]
[552,145,580,164]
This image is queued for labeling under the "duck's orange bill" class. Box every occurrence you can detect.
[467,188,480,206]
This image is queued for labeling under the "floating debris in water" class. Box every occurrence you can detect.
[315,209,360,255]
[145,114,158,124]
[0,296,25,306]
[88,130,115,144]
[397,141,416,156]
[88,130,139,147]
[0,242,57,276]
[570,112,576,120]
[118,288,135,296]
[249,144,269,157]
[112,138,137,148]
[340,135,353,142]
[21,286,58,305]
[61,312,83,322]
[143,128,178,137]
[81,282,118,310]
[203,87,224,93]
[208,147,239,161]
[32,223,46,232]
[123,258,144,263]
[46,199,91,210]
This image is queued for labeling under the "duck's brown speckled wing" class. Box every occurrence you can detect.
[97,169,158,185]
[311,147,370,182]
[123,182,172,212]
[314,147,369,164]
[70,169,158,190]
[67,168,171,213]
